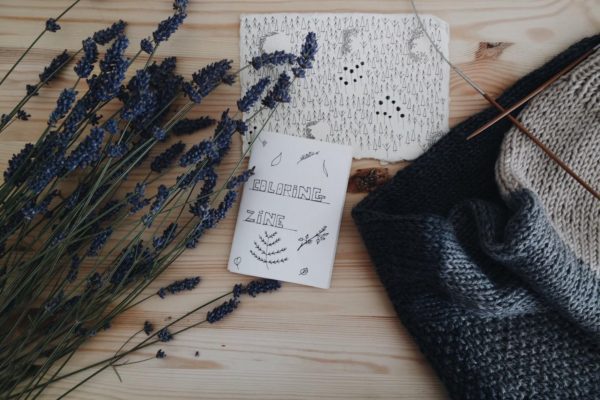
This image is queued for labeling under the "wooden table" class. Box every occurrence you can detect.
[0,1,597,398]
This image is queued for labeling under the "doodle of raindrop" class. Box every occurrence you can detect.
[271,152,282,166]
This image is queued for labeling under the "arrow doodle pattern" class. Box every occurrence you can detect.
[240,14,450,162]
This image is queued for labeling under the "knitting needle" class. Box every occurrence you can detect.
[409,0,600,201]
[467,45,599,140]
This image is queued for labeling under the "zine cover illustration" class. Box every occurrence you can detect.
[228,132,352,289]
[240,13,450,162]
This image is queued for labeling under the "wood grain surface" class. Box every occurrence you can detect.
[0,1,598,398]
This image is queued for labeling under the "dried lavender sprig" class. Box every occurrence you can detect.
[0,32,316,396]
[157,276,200,298]
[0,0,82,87]
[262,72,292,109]
[172,116,216,136]
[250,51,296,70]
[92,20,126,45]
[237,77,270,112]
[48,89,77,126]
[74,38,99,79]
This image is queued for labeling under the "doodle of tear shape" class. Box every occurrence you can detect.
[233,257,241,270]
[270,152,282,166]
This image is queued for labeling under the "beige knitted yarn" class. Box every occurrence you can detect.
[496,50,600,273]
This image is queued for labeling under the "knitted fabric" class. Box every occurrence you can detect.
[352,36,600,400]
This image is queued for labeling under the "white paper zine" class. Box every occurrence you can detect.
[240,13,450,162]
[228,132,352,289]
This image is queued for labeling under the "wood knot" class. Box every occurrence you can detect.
[475,42,513,61]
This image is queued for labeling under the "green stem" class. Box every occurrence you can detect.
[0,0,82,88]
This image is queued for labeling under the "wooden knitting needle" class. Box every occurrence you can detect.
[467,44,599,140]
[409,0,600,201]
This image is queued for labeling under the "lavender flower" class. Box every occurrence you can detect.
[93,20,126,45]
[226,167,255,190]
[157,276,200,298]
[150,185,170,215]
[121,70,155,122]
[152,126,167,141]
[110,242,154,285]
[0,143,28,182]
[140,38,154,54]
[16,110,30,121]
[237,77,270,112]
[179,140,214,167]
[66,255,81,282]
[48,88,77,126]
[39,50,70,82]
[262,72,292,109]
[88,35,129,102]
[87,272,102,291]
[152,8,187,45]
[189,168,217,216]
[74,38,99,78]
[87,227,113,256]
[212,110,237,156]
[212,190,237,221]
[26,84,38,96]
[182,82,201,103]
[297,32,318,69]
[156,349,166,359]
[157,328,173,342]
[186,189,236,249]
[206,298,239,323]
[22,190,58,221]
[222,74,236,85]
[143,321,154,335]
[127,183,150,214]
[183,60,232,103]
[105,118,118,134]
[29,151,65,194]
[235,120,248,135]
[251,51,296,70]
[172,116,215,136]
[64,127,105,172]
[106,143,128,158]
[173,0,188,12]
[152,222,178,251]
[150,142,185,173]
[241,279,281,297]
[45,18,61,32]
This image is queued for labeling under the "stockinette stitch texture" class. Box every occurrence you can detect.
[352,35,600,400]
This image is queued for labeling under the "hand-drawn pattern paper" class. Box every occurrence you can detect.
[240,13,450,162]
[228,132,352,289]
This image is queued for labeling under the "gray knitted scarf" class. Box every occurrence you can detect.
[352,36,599,399]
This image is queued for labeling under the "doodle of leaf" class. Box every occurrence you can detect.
[299,267,309,276]
[271,152,282,166]
[322,160,328,177]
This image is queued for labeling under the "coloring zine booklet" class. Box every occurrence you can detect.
[240,13,450,162]
[228,132,352,288]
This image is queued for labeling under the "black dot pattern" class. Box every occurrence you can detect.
[375,95,406,120]
[339,61,366,86]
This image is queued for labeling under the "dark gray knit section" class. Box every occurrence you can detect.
[352,36,600,400]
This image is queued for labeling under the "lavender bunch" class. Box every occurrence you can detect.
[0,1,318,398]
